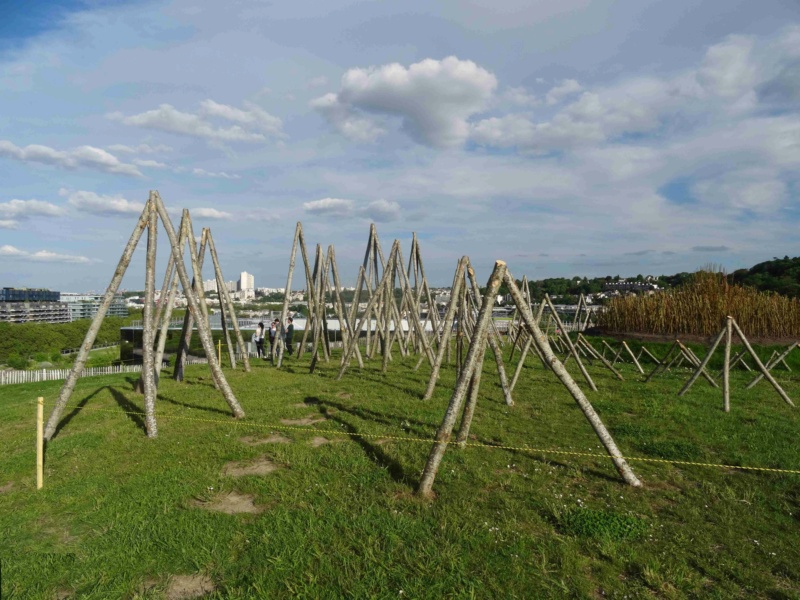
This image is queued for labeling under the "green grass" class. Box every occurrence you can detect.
[1,337,799,599]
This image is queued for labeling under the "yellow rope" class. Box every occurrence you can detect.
[54,404,800,476]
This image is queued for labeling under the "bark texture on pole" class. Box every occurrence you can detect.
[421,258,466,400]
[44,196,150,440]
[544,295,597,392]
[418,260,506,498]
[723,317,732,413]
[154,194,245,418]
[677,326,727,396]
[142,197,159,437]
[505,270,642,487]
[277,222,302,368]
[730,320,795,407]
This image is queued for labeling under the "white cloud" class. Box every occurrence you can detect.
[109,100,285,144]
[691,169,788,213]
[303,197,355,217]
[190,207,233,220]
[107,143,172,155]
[697,35,757,98]
[133,158,169,169]
[545,79,582,105]
[64,189,145,216]
[310,93,386,143]
[361,199,400,222]
[0,220,18,229]
[0,245,91,264]
[313,56,497,147]
[0,140,142,176]
[503,86,538,107]
[0,199,64,219]
[190,167,240,179]
[307,76,329,88]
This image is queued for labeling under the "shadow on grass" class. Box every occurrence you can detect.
[52,385,109,439]
[320,399,435,437]
[107,387,147,435]
[307,397,412,486]
[157,394,231,417]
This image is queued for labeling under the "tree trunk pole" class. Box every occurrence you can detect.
[422,259,466,400]
[504,271,642,487]
[142,196,159,437]
[206,231,249,371]
[456,332,489,446]
[44,195,150,440]
[730,320,795,407]
[277,222,302,368]
[622,341,644,374]
[330,250,364,368]
[153,211,188,382]
[745,342,798,389]
[172,217,207,382]
[544,295,597,392]
[723,316,732,413]
[677,340,719,391]
[153,193,245,418]
[418,261,506,497]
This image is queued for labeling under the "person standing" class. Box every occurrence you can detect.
[285,317,294,355]
[268,319,278,358]
[254,321,266,359]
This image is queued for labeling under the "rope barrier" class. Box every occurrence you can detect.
[31,402,800,476]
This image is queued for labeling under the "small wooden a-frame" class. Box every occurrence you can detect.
[43,191,245,441]
[417,261,642,497]
[678,316,795,412]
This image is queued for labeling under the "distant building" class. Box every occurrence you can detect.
[203,279,218,293]
[61,293,128,321]
[0,287,69,323]
[602,281,659,293]
[238,271,254,292]
[0,301,70,323]
[0,287,60,302]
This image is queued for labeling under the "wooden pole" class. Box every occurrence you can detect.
[206,230,249,371]
[544,295,597,392]
[44,193,150,440]
[418,261,506,497]
[422,259,466,399]
[153,193,245,418]
[723,316,732,413]
[36,396,43,489]
[745,342,798,389]
[730,320,795,407]
[277,223,302,368]
[142,196,159,437]
[504,271,642,487]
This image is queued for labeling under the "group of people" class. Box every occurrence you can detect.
[252,317,294,360]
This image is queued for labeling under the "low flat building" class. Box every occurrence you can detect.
[61,293,129,321]
[0,301,70,323]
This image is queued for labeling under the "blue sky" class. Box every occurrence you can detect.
[1,0,799,291]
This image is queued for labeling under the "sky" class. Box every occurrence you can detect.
[1,0,799,292]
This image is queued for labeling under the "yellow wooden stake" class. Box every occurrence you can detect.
[37,396,43,490]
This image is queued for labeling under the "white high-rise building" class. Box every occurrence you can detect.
[203,279,218,293]
[238,271,254,292]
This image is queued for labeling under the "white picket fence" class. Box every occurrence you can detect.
[0,364,143,386]
[0,356,223,386]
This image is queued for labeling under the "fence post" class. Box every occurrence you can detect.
[36,397,44,490]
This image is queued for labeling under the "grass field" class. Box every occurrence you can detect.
[1,337,799,599]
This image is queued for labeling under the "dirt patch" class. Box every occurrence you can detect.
[222,457,279,477]
[374,439,393,446]
[309,436,346,447]
[191,491,264,514]
[53,590,72,600]
[166,573,215,599]
[240,434,291,446]
[280,416,327,426]
[0,481,13,494]
[337,392,352,399]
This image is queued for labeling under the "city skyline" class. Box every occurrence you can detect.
[1,1,799,292]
